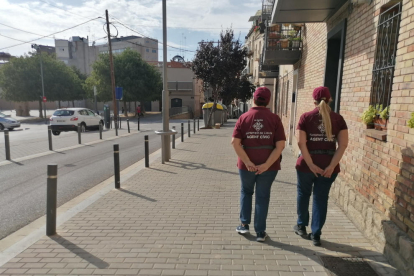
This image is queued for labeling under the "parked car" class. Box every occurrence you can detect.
[0,113,20,130]
[49,108,104,136]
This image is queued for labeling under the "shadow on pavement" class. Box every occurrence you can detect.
[167,159,239,176]
[49,235,109,269]
[118,188,157,202]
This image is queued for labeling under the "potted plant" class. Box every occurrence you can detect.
[269,24,280,32]
[373,105,389,130]
[408,112,414,128]
[361,105,376,128]
[292,23,302,31]
[290,37,302,49]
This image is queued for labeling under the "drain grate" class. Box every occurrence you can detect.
[319,256,379,276]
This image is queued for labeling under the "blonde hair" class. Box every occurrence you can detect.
[316,98,333,141]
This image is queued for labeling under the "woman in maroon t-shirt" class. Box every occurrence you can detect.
[294,87,348,246]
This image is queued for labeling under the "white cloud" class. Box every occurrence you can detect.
[0,0,258,57]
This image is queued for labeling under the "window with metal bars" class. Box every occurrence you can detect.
[371,2,402,109]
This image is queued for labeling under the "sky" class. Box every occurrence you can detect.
[0,0,261,62]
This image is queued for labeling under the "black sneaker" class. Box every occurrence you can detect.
[308,233,321,246]
[236,224,249,234]
[293,224,307,237]
[256,232,268,242]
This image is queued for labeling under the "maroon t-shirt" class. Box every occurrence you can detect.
[232,107,286,171]
[295,108,347,173]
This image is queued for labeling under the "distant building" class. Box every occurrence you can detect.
[149,56,203,118]
[96,36,158,62]
[55,36,98,75]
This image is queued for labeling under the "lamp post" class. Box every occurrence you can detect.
[162,0,170,161]
[31,44,47,123]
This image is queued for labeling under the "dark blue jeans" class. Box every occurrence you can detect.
[239,169,278,233]
[296,170,338,237]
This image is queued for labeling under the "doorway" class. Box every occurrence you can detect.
[288,70,299,145]
[171,98,182,108]
[324,19,347,113]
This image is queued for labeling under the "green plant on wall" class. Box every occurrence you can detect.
[408,113,414,128]
[379,106,389,120]
[361,105,377,124]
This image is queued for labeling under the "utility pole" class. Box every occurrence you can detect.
[105,10,117,131]
[162,0,170,162]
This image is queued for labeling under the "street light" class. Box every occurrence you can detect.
[31,44,47,123]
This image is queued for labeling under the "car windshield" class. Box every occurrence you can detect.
[0,113,5,118]
[53,110,75,116]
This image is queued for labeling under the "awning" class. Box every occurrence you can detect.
[271,0,348,23]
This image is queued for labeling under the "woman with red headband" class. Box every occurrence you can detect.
[293,87,348,246]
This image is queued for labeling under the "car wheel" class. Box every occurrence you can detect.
[81,123,86,132]
[0,124,4,130]
[8,128,14,131]
[52,131,61,136]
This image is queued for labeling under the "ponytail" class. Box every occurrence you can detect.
[317,98,333,141]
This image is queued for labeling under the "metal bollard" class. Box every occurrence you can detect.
[193,119,196,134]
[119,117,122,129]
[145,135,149,168]
[138,116,140,131]
[110,117,113,129]
[115,117,118,137]
[113,144,120,189]
[77,123,81,144]
[198,119,200,131]
[99,123,103,140]
[181,123,184,142]
[48,126,53,151]
[4,130,10,161]
[188,120,190,138]
[46,164,58,236]
[172,126,176,149]
[127,119,130,133]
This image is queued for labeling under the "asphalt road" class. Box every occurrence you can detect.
[0,114,197,240]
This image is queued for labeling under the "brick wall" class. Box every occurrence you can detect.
[271,0,414,274]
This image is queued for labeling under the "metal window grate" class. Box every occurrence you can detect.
[371,2,402,108]
[319,256,379,276]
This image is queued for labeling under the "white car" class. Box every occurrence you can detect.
[50,108,103,136]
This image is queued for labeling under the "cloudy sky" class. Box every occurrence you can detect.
[0,0,261,61]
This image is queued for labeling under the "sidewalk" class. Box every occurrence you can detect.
[0,120,399,276]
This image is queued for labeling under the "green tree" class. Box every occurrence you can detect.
[0,53,85,117]
[86,49,162,116]
[192,29,247,127]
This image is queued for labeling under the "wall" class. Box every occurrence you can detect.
[277,0,414,274]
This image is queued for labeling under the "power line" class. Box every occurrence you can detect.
[112,20,195,53]
[0,33,27,43]
[111,21,251,30]
[0,17,102,51]
[0,22,54,38]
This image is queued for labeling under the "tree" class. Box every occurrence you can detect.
[85,49,162,116]
[0,53,85,117]
[221,76,255,106]
[192,29,247,127]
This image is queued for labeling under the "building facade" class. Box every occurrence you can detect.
[250,0,414,274]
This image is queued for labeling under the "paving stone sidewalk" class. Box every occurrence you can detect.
[0,120,399,276]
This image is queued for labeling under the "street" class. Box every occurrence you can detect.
[0,114,198,240]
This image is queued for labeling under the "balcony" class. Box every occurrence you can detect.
[271,0,348,23]
[262,23,303,65]
[168,81,193,91]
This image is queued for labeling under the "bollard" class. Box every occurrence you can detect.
[172,126,176,149]
[113,144,120,189]
[77,123,81,144]
[145,135,149,168]
[127,119,130,133]
[181,123,184,142]
[119,117,122,129]
[46,164,58,236]
[48,126,53,151]
[198,119,200,131]
[4,130,10,161]
[188,120,191,138]
[193,119,196,134]
[138,116,140,131]
[110,116,113,129]
[115,117,118,137]
[99,123,103,140]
